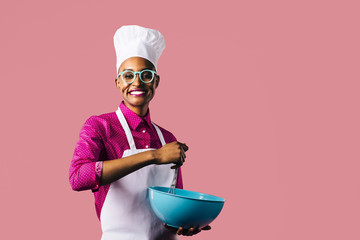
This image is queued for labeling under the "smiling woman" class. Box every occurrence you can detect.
[69,25,208,240]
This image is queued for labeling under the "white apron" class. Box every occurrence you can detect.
[100,108,178,240]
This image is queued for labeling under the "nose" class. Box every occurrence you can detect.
[131,73,143,86]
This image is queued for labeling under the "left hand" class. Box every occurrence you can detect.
[163,223,211,236]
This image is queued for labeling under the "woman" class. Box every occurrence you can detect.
[69,25,209,239]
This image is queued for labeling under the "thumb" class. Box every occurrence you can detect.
[202,225,211,230]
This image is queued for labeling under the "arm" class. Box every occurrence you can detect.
[100,141,188,186]
[100,150,155,186]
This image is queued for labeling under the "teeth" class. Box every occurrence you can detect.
[130,91,145,95]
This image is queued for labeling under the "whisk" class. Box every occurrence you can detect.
[168,168,178,194]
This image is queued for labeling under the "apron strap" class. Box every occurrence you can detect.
[116,107,136,150]
[152,123,166,146]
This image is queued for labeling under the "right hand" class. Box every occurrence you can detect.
[163,223,211,236]
[154,141,188,169]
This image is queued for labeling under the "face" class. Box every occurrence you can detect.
[115,57,160,112]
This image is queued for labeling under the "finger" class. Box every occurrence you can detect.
[171,162,183,169]
[202,225,211,230]
[177,227,183,235]
[180,148,186,162]
[186,227,195,236]
[190,227,201,235]
[177,142,188,151]
[175,151,184,168]
[181,142,189,152]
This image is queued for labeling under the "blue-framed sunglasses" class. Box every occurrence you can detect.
[118,69,157,84]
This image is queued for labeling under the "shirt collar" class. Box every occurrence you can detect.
[119,101,154,131]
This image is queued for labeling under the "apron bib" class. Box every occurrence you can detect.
[100,108,177,240]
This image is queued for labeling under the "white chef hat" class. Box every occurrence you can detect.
[113,25,166,73]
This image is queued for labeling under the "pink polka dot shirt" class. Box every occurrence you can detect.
[69,101,183,220]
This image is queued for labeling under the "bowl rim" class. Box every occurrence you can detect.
[148,186,226,203]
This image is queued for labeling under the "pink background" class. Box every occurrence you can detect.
[1,0,359,239]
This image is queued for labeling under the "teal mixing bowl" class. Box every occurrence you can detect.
[148,186,225,229]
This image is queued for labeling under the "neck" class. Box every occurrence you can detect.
[124,102,149,117]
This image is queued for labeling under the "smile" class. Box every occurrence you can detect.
[129,90,146,96]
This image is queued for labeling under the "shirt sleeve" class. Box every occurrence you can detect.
[69,117,104,192]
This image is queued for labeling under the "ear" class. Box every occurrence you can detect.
[155,75,160,88]
[115,78,121,90]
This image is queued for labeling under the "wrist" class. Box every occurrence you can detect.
[149,149,159,165]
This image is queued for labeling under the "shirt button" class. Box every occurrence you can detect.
[142,129,146,133]
[145,145,149,148]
